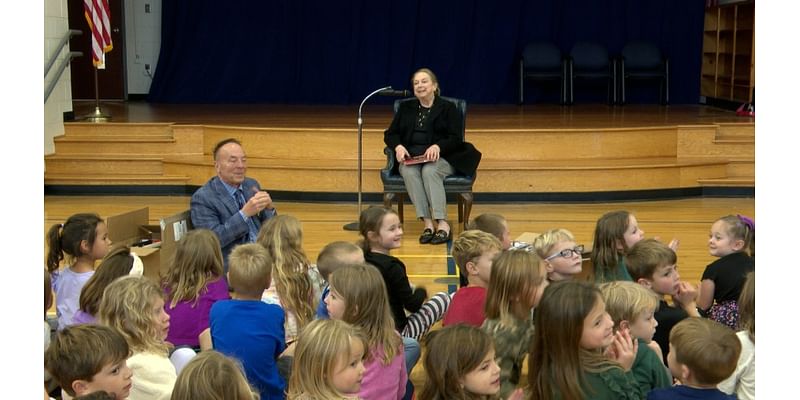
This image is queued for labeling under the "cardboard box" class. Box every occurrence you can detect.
[106,207,192,281]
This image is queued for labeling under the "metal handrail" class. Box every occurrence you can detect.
[45,29,82,77]
[45,51,83,103]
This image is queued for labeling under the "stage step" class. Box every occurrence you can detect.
[697,176,755,187]
[678,125,754,160]
[726,158,754,177]
[45,155,166,175]
[53,136,176,155]
[164,155,733,193]
[715,122,755,140]
[63,122,176,137]
[45,121,754,195]
[44,174,190,185]
[474,157,730,192]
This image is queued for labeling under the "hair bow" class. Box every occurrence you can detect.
[737,214,755,232]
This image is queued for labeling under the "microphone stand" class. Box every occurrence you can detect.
[343,85,393,231]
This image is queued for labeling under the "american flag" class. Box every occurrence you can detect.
[83,0,113,69]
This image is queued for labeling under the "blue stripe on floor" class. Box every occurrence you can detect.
[446,240,457,293]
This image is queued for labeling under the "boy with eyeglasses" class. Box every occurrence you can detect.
[532,228,585,282]
[626,238,700,364]
[444,230,502,327]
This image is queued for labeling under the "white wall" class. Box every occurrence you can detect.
[125,0,161,95]
[44,0,73,155]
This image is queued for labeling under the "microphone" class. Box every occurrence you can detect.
[379,88,411,97]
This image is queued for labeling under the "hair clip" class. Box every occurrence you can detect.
[737,214,755,232]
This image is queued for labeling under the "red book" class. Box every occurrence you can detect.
[402,155,432,166]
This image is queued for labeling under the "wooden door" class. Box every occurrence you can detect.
[67,0,126,100]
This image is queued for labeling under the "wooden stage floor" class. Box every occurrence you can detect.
[73,100,752,130]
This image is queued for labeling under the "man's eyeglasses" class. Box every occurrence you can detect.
[545,245,585,261]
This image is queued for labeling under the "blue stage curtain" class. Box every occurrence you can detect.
[147,0,703,104]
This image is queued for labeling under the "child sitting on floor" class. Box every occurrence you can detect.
[626,238,700,363]
[47,213,112,330]
[599,281,672,394]
[444,230,501,327]
[44,324,132,399]
[202,243,287,400]
[647,317,740,400]
[162,229,229,349]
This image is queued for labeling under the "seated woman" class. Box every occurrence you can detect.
[384,67,480,245]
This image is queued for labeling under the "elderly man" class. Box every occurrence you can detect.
[190,138,276,268]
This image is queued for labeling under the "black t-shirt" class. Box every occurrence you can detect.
[701,252,755,303]
[653,299,688,364]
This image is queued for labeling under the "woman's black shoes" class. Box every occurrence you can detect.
[419,226,451,245]
[429,229,452,245]
[419,228,435,244]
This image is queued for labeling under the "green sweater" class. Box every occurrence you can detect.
[580,367,643,400]
[632,339,672,395]
[594,257,633,283]
[546,366,643,400]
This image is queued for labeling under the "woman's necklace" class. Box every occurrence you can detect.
[417,102,432,128]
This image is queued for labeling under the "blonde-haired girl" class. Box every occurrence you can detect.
[326,264,407,400]
[98,276,177,400]
[287,319,367,400]
[533,228,584,282]
[481,250,548,398]
[162,229,229,348]
[171,350,258,400]
[257,214,324,344]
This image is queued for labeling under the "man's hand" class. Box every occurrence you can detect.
[242,190,273,217]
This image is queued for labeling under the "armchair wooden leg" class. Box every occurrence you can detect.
[383,192,394,210]
[460,192,473,231]
[384,192,405,223]
[457,195,463,225]
[397,193,404,223]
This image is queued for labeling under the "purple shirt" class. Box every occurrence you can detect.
[164,277,229,347]
[51,268,94,331]
[71,310,97,325]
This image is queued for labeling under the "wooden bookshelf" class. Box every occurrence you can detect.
[700,1,754,103]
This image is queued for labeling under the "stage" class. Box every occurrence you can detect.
[47,101,754,200]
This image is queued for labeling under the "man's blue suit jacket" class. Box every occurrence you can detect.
[190,176,275,268]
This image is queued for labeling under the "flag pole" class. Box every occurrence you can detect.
[85,65,110,122]
[83,0,113,123]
